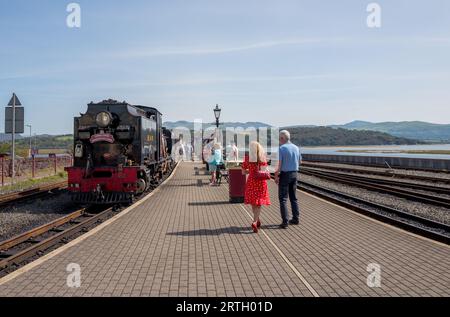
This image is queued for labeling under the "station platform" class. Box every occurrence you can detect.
[0,162,448,297]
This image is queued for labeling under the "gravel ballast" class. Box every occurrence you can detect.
[0,193,79,241]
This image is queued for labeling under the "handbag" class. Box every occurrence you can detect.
[255,166,271,180]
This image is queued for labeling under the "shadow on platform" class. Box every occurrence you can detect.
[167,226,252,236]
[167,225,281,236]
[188,200,230,206]
[164,180,206,187]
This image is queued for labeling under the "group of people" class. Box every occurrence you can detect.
[174,139,194,161]
[207,130,301,233]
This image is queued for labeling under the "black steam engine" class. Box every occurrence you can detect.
[65,99,173,204]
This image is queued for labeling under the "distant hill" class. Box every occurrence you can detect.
[14,134,73,149]
[330,121,450,142]
[286,126,423,147]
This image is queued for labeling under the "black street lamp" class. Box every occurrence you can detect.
[214,104,221,128]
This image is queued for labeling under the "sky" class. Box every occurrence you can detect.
[0,0,449,134]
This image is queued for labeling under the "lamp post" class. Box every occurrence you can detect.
[213,104,221,128]
[213,104,222,146]
[26,124,32,157]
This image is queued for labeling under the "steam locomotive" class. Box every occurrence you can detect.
[65,99,173,204]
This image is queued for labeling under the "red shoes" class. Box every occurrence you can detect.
[252,220,261,233]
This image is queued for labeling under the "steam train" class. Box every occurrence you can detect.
[65,99,173,204]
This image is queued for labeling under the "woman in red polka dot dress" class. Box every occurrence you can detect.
[241,141,271,233]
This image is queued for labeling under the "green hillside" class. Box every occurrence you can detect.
[0,134,73,156]
[332,121,450,142]
[287,126,424,147]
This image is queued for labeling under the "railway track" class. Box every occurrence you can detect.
[0,181,68,206]
[300,168,450,209]
[303,160,450,174]
[270,171,449,242]
[0,208,86,252]
[301,168,450,195]
[302,162,450,184]
[0,206,116,276]
[0,162,177,277]
[297,180,450,244]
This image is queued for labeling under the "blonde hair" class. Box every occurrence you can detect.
[213,143,222,150]
[249,141,266,163]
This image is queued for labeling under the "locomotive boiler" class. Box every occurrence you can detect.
[65,99,173,204]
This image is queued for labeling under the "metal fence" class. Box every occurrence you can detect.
[0,155,72,189]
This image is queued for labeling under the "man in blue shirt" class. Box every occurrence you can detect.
[275,130,301,228]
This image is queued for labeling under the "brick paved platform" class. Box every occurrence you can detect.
[0,162,449,297]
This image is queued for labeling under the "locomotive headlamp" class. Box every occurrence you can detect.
[96,111,112,128]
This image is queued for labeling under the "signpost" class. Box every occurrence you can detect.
[5,93,24,184]
[26,124,32,157]
[0,154,6,186]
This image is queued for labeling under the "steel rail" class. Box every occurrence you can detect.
[301,167,450,195]
[0,207,112,270]
[301,169,450,209]
[303,160,450,174]
[0,208,86,252]
[0,181,67,206]
[302,162,450,184]
[297,180,450,244]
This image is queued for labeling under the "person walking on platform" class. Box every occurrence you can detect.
[208,143,223,186]
[274,130,301,229]
[242,141,271,233]
[230,142,239,162]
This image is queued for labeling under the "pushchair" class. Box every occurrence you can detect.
[215,163,228,185]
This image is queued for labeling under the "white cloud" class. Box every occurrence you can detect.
[115,37,345,58]
[113,36,450,59]
[122,73,337,86]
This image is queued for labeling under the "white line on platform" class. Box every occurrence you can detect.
[239,204,320,297]
[0,163,180,287]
